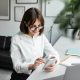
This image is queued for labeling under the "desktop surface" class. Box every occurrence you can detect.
[27,36,80,80]
[27,64,66,80]
[53,36,80,61]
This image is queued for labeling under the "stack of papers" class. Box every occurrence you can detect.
[65,48,80,57]
[61,56,80,66]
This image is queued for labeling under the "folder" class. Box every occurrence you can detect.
[65,48,80,57]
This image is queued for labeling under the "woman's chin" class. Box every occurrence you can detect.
[32,32,39,36]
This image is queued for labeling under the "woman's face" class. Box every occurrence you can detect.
[28,19,43,37]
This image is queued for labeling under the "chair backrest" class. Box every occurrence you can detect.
[64,65,80,80]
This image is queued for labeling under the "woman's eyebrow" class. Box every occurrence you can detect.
[33,24,41,27]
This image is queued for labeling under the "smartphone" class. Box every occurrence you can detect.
[43,57,57,69]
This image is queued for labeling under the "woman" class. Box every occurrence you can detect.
[10,7,60,80]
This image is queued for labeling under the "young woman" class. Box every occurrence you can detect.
[10,7,60,80]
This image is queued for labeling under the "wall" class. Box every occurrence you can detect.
[42,0,63,45]
[0,0,41,36]
[0,0,62,45]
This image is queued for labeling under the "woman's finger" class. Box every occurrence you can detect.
[44,66,54,72]
[48,64,54,67]
[36,58,45,63]
[44,68,54,72]
[35,60,44,65]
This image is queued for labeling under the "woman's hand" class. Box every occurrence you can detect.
[28,57,45,70]
[33,57,45,68]
[44,64,55,72]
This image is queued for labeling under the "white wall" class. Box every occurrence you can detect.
[0,0,62,45]
[42,0,62,44]
[0,0,19,36]
[0,0,41,36]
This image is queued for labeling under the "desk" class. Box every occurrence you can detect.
[54,36,80,80]
[27,36,80,80]
[53,36,80,61]
[27,64,66,80]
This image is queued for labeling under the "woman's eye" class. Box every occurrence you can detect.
[38,24,41,27]
[33,25,36,28]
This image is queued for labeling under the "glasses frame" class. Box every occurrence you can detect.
[24,22,43,31]
[29,25,43,31]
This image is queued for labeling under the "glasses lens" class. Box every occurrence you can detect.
[38,26,43,29]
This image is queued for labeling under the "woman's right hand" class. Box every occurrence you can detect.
[28,57,45,70]
[33,57,45,69]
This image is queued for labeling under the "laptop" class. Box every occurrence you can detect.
[64,64,80,80]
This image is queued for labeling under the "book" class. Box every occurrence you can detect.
[65,48,80,57]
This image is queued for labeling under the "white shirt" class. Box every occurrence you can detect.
[11,32,60,74]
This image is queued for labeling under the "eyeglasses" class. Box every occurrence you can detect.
[29,25,43,31]
[24,21,43,31]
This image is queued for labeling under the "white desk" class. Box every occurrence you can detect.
[27,36,80,80]
[53,36,80,61]
[27,64,66,80]
[54,36,80,80]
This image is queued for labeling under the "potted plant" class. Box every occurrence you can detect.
[54,0,80,39]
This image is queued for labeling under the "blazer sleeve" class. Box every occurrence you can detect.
[10,36,32,74]
[43,34,60,64]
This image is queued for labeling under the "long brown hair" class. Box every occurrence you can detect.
[20,7,44,35]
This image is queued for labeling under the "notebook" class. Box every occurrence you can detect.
[65,48,80,57]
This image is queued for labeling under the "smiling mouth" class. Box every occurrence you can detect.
[32,30,39,33]
[33,31,38,33]
[32,31,40,35]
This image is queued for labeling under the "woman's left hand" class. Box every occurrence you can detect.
[44,64,55,72]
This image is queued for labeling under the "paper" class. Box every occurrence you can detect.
[65,48,80,57]
[61,56,80,66]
